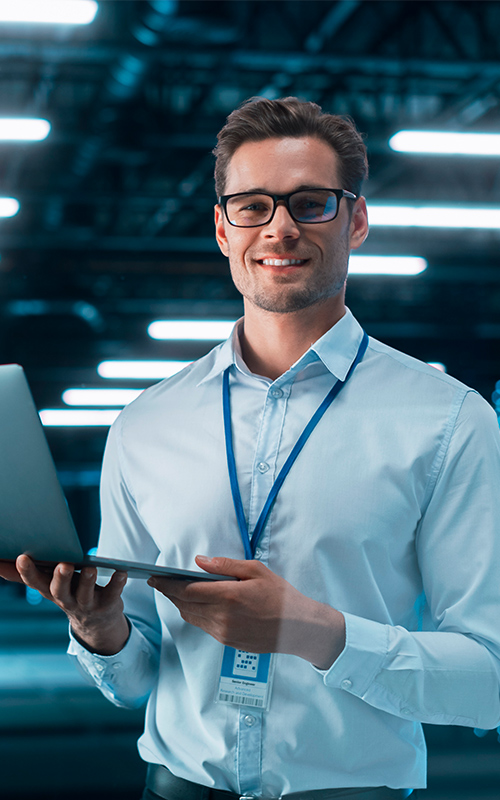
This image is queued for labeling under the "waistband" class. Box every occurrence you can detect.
[146,764,414,800]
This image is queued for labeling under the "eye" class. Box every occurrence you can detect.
[240,201,268,212]
[297,199,322,209]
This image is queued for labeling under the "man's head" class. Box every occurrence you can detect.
[213,97,369,320]
[213,96,368,199]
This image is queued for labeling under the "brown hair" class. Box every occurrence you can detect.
[213,96,368,198]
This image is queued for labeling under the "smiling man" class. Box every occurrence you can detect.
[5,97,500,800]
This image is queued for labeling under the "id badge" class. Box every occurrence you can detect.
[216,646,275,710]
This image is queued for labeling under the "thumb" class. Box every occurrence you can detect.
[195,554,255,579]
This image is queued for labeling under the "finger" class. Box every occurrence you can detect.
[148,576,224,604]
[16,555,55,595]
[74,567,98,607]
[147,577,193,598]
[195,555,260,579]
[49,563,76,605]
[0,560,24,583]
[100,570,128,603]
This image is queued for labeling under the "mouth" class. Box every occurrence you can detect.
[258,258,309,267]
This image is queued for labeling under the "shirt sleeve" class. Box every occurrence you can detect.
[67,618,157,708]
[318,390,500,729]
[66,412,162,708]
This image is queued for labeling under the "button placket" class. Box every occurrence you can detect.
[236,708,263,796]
[247,387,288,538]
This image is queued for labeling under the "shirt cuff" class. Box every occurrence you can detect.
[313,612,389,697]
[67,617,140,688]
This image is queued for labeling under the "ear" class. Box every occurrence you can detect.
[349,196,369,251]
[214,204,229,257]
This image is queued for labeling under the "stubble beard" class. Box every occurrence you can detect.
[230,244,350,314]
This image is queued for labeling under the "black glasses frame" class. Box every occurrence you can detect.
[218,188,358,228]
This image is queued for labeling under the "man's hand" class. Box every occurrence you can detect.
[0,555,130,656]
[148,555,345,670]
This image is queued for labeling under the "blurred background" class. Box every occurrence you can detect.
[0,1,499,798]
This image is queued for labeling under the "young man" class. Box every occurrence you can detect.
[4,98,500,800]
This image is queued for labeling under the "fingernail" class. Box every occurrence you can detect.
[196,555,212,564]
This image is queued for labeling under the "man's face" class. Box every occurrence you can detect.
[214,136,368,315]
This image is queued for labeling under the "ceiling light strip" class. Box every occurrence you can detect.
[62,389,145,406]
[0,119,50,141]
[148,320,236,341]
[97,360,192,379]
[0,1,98,25]
[367,205,500,229]
[40,409,120,427]
[389,131,500,156]
[349,256,427,275]
[0,198,19,217]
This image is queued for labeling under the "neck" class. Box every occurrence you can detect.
[240,298,346,381]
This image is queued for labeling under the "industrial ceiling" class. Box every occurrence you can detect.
[0,0,499,478]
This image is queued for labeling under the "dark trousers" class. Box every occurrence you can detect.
[142,791,417,800]
[141,764,416,800]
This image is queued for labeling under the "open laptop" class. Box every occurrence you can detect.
[0,364,233,581]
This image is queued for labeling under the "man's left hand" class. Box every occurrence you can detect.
[148,556,345,670]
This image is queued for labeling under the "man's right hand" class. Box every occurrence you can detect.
[0,555,130,656]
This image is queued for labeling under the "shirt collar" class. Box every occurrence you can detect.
[197,309,365,385]
[309,308,365,381]
[197,319,242,386]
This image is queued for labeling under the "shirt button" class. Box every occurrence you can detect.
[95,664,105,673]
[341,679,352,690]
[270,388,283,398]
[244,714,256,727]
[254,548,263,559]
[402,708,411,715]
[257,462,269,474]
[113,662,123,669]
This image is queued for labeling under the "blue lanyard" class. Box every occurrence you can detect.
[223,330,369,560]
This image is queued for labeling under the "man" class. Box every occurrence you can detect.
[3,97,500,800]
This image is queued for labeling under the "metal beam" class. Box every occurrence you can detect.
[2,39,500,83]
[305,1,362,54]
[0,233,219,252]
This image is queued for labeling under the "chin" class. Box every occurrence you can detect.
[252,291,337,314]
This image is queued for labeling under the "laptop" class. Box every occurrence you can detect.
[0,364,233,581]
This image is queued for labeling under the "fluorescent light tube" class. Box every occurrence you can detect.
[97,360,191,380]
[148,320,236,341]
[62,388,145,407]
[0,1,98,24]
[427,362,446,373]
[0,198,19,217]
[390,130,500,156]
[40,409,120,427]
[0,119,50,141]
[367,205,500,229]
[349,256,427,275]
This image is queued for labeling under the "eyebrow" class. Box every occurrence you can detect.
[231,184,331,195]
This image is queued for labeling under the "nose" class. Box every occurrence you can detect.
[263,200,300,240]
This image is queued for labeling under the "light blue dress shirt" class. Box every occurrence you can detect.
[68,309,500,795]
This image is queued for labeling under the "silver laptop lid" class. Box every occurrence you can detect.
[0,364,84,563]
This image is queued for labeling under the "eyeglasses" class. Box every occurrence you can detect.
[218,188,358,228]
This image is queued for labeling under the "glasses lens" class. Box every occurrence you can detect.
[226,194,274,227]
[290,190,338,223]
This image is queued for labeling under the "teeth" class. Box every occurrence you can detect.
[262,258,305,266]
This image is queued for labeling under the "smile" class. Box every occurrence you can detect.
[260,258,307,266]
